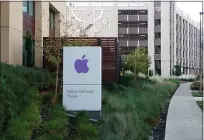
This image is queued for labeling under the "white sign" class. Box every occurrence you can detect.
[63,46,102,111]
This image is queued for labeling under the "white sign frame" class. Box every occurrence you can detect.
[62,46,102,112]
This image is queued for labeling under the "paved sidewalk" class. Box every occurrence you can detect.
[165,83,203,140]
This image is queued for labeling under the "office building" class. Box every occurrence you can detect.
[67,1,201,77]
[0,1,66,67]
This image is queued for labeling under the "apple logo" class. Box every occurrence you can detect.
[74,55,89,73]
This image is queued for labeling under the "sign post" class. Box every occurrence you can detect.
[63,46,102,121]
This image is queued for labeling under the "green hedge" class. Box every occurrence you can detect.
[0,62,55,138]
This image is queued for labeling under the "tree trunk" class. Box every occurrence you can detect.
[134,63,137,80]
[55,51,60,95]
[52,48,60,105]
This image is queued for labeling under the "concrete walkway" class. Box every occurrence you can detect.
[165,83,203,140]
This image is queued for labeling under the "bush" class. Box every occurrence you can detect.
[119,75,134,86]
[173,65,181,76]
[125,48,151,76]
[75,112,100,140]
[149,75,164,83]
[168,78,180,85]
[0,62,54,138]
[5,89,41,140]
[138,72,147,79]
[178,75,196,82]
[190,80,203,91]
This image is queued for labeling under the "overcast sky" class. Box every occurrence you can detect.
[176,1,203,22]
[67,0,203,22]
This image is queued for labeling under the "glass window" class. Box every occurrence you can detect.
[49,10,55,29]
[23,1,34,17]
[22,37,35,66]
[155,6,161,13]
[155,19,161,26]
[155,46,161,54]
[155,32,161,39]
[28,1,34,17]
[23,1,28,13]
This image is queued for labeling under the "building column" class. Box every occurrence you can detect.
[34,1,49,67]
[161,2,171,78]
[148,2,155,75]
[0,2,23,65]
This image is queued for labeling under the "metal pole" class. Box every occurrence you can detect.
[199,12,203,92]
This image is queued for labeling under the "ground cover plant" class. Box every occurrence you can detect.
[0,62,100,140]
[190,80,203,91]
[100,74,178,140]
[192,91,203,97]
[0,62,55,139]
[196,101,203,111]
[1,62,179,140]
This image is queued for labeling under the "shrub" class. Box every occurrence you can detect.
[6,119,31,140]
[138,72,147,79]
[196,101,203,111]
[179,75,196,82]
[5,89,41,140]
[75,112,100,140]
[190,80,203,91]
[148,69,153,76]
[173,65,181,76]
[196,74,203,80]
[168,79,180,85]
[0,62,54,138]
[37,104,68,140]
[125,48,151,76]
[149,75,163,83]
[124,70,134,76]
[192,91,203,97]
[36,134,64,140]
[119,75,134,86]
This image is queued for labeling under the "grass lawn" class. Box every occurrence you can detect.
[192,91,203,97]
[196,101,203,111]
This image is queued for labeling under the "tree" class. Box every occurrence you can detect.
[173,64,181,76]
[126,48,151,79]
[24,31,33,67]
[35,8,90,104]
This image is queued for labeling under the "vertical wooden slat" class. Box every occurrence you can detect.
[43,37,118,84]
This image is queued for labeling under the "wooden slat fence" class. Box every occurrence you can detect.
[43,37,119,84]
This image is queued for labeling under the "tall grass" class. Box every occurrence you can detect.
[101,78,177,140]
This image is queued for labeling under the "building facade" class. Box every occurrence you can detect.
[0,1,66,67]
[67,1,202,77]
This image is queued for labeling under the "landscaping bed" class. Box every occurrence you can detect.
[192,91,203,97]
[100,76,179,140]
[196,101,203,111]
[152,82,179,140]
[0,62,55,139]
[0,63,100,140]
[1,62,180,140]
